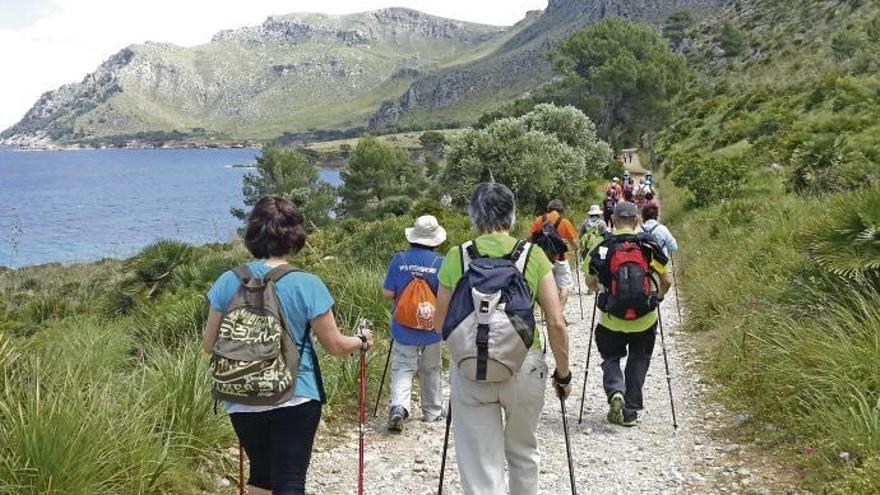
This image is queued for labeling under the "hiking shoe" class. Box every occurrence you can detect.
[621,409,640,427]
[422,411,445,423]
[607,392,624,425]
[387,406,407,432]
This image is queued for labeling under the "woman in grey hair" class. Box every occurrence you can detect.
[433,182,572,495]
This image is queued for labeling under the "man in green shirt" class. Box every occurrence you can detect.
[585,201,673,427]
[433,182,572,495]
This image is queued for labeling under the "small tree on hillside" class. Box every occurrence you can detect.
[443,104,612,210]
[231,147,336,227]
[550,17,690,147]
[663,11,693,45]
[339,136,426,218]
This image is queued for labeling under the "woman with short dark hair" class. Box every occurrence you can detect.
[202,196,373,495]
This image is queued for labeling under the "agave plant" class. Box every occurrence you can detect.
[803,186,880,278]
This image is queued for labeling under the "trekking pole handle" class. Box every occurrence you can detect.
[356,318,373,353]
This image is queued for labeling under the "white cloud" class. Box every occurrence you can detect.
[0,0,547,131]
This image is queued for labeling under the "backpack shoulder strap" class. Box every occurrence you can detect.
[553,216,563,229]
[232,265,252,282]
[509,240,532,274]
[266,264,302,283]
[461,241,478,275]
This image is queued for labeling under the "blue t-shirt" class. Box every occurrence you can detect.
[207,261,334,407]
[383,247,443,346]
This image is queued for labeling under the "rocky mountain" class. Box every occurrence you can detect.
[3,1,727,146]
[372,0,728,130]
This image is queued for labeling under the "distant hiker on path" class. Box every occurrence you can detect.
[640,205,678,257]
[530,199,579,309]
[381,215,446,432]
[603,190,616,228]
[203,196,374,495]
[584,201,672,427]
[434,182,572,495]
[579,204,609,240]
[579,204,609,296]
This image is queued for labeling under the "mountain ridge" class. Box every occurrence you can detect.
[2,1,726,147]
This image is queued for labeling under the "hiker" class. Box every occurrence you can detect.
[609,177,623,202]
[579,204,608,296]
[584,201,673,427]
[623,178,635,202]
[381,215,446,432]
[640,204,678,256]
[579,204,609,239]
[434,182,572,495]
[642,191,659,211]
[602,190,616,229]
[645,173,654,187]
[530,199,579,309]
[203,196,374,495]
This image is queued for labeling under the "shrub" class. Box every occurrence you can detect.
[670,154,750,206]
[125,240,196,300]
[717,24,748,56]
[802,185,880,278]
[787,136,877,195]
[832,31,863,59]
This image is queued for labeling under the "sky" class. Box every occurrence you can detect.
[0,0,547,131]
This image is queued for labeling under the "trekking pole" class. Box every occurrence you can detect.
[574,252,584,320]
[656,308,679,430]
[438,401,452,495]
[558,391,578,495]
[238,444,245,495]
[356,319,371,494]
[670,255,683,322]
[372,338,393,417]
[578,296,598,424]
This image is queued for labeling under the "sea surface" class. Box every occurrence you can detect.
[0,147,341,268]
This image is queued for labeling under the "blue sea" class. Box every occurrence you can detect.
[0,147,341,268]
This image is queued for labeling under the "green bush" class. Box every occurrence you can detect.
[802,185,880,277]
[717,24,748,56]
[670,154,751,206]
[832,30,864,59]
[787,135,877,195]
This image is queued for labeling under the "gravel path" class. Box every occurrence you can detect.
[304,288,793,495]
[301,154,797,494]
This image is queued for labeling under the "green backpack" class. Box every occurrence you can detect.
[580,224,605,258]
[211,264,304,406]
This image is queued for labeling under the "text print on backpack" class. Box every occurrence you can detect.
[590,235,665,320]
[211,265,305,405]
[531,214,569,258]
[443,240,536,382]
[394,257,439,330]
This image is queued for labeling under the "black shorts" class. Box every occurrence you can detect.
[230,401,322,495]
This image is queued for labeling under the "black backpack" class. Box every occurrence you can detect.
[603,198,615,214]
[589,234,667,320]
[531,214,569,258]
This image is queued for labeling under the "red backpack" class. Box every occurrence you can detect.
[589,234,662,320]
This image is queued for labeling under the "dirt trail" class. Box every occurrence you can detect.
[299,152,796,494]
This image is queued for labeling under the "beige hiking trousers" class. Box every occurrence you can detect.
[451,349,548,495]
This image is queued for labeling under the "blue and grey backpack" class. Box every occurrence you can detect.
[442,240,536,382]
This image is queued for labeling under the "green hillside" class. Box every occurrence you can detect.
[655,0,880,490]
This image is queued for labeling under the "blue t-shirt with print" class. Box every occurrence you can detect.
[207,261,334,404]
[383,247,443,346]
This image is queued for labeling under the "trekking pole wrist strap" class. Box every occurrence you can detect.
[356,334,369,352]
[553,369,572,385]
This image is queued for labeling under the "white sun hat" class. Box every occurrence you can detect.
[588,204,603,216]
[405,215,447,247]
